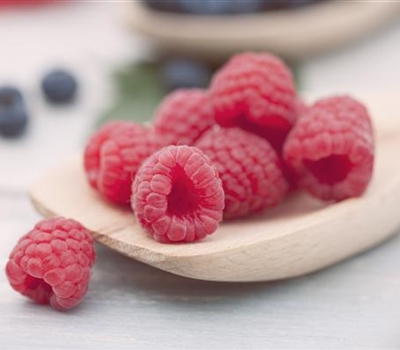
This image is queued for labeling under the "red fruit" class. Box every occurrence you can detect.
[210,52,297,152]
[84,122,164,204]
[132,145,224,243]
[84,121,131,189]
[283,95,375,201]
[5,217,96,310]
[295,98,308,118]
[153,89,215,145]
[196,127,288,219]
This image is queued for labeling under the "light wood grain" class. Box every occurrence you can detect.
[126,1,400,60]
[28,94,400,282]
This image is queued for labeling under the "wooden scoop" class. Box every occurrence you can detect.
[29,93,400,282]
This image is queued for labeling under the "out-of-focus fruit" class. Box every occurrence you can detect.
[41,69,78,104]
[0,86,28,138]
[161,58,212,91]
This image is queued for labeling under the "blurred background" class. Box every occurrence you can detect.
[1,2,400,348]
[1,0,400,193]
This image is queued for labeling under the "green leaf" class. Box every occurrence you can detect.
[97,61,166,127]
[288,61,302,91]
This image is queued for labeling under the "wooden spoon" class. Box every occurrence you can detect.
[29,93,400,282]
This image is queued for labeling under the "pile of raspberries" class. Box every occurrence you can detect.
[5,52,375,310]
[84,52,375,244]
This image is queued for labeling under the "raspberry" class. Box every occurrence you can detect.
[153,89,215,145]
[5,217,96,310]
[132,145,224,243]
[283,95,375,201]
[84,121,129,188]
[281,97,309,189]
[210,52,297,152]
[84,122,164,204]
[295,97,308,118]
[195,127,288,219]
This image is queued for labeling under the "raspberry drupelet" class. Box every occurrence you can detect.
[84,121,164,204]
[196,127,288,219]
[153,89,215,145]
[5,217,96,310]
[283,95,375,201]
[209,52,298,152]
[132,145,224,243]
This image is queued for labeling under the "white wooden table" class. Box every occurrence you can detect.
[0,3,399,349]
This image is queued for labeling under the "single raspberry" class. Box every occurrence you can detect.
[282,98,309,189]
[195,127,288,219]
[5,217,96,310]
[210,52,297,152]
[132,145,224,243]
[84,121,130,188]
[283,95,375,201]
[84,122,164,204]
[153,89,215,145]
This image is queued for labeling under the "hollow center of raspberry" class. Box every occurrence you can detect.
[304,155,353,185]
[25,275,53,304]
[235,114,292,153]
[167,165,199,216]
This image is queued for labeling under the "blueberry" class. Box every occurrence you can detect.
[178,0,232,15]
[229,0,264,14]
[161,58,212,91]
[143,0,182,13]
[41,69,78,104]
[261,0,287,11]
[0,86,23,105]
[289,0,317,7]
[0,87,28,138]
[142,0,321,14]
[262,0,320,11]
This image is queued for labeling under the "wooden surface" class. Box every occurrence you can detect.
[29,93,400,282]
[1,3,400,348]
[127,1,400,60]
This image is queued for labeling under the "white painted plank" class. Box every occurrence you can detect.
[0,195,399,349]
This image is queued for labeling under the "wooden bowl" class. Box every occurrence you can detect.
[126,1,400,60]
